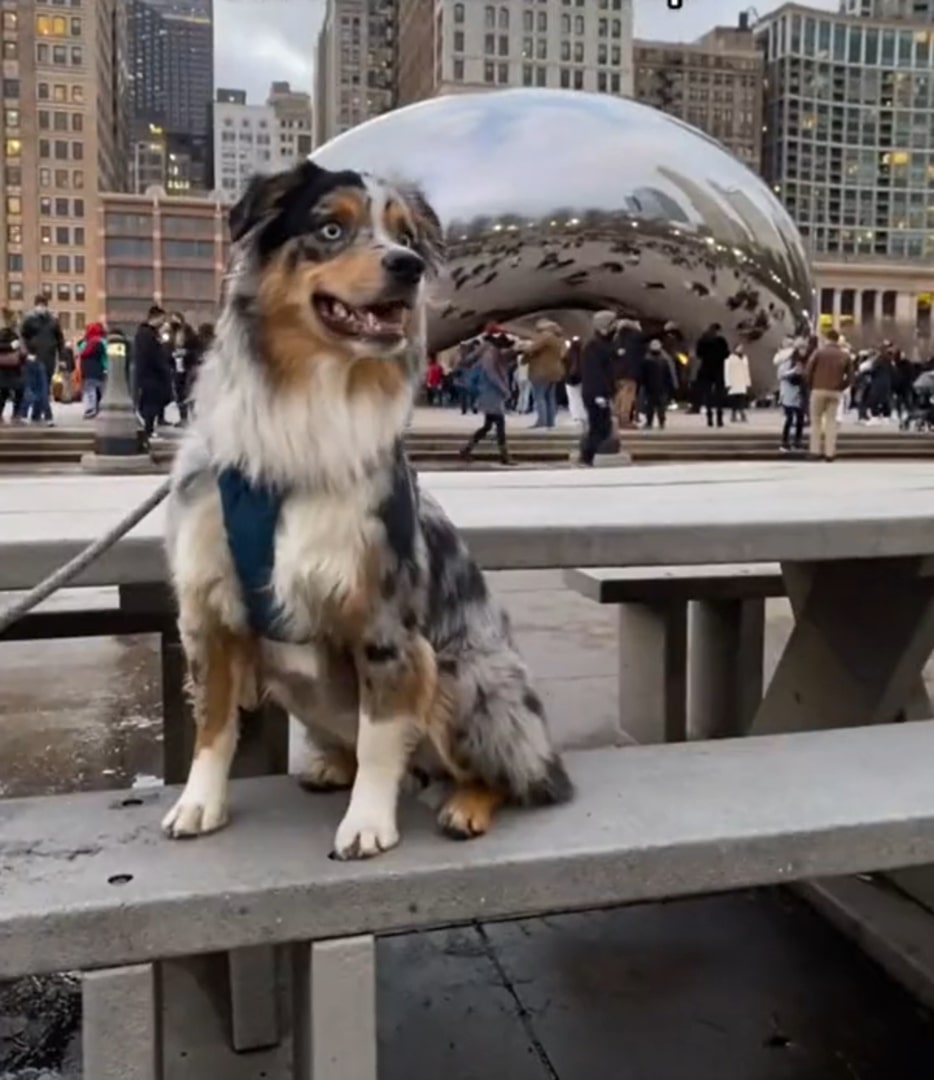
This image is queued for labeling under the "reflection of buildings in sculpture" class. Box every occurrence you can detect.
[657,168,752,250]
[814,258,934,344]
[625,187,690,226]
[395,0,635,106]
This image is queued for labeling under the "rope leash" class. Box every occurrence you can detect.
[0,478,172,635]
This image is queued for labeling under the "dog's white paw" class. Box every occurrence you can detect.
[162,793,229,839]
[331,808,399,860]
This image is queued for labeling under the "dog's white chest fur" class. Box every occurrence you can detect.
[270,484,375,640]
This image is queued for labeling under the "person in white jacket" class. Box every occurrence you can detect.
[725,342,752,422]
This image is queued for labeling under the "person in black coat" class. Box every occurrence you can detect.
[0,308,24,422]
[694,322,731,428]
[578,310,618,466]
[133,304,172,438]
[167,312,200,424]
[640,339,678,429]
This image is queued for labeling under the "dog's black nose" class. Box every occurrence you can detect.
[382,249,425,285]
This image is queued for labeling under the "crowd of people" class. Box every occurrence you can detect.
[426,315,934,466]
[0,297,212,440]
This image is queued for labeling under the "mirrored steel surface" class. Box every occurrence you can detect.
[313,89,816,389]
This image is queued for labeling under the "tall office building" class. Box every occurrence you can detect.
[633,20,764,172]
[757,1,934,331]
[128,0,213,192]
[213,84,313,203]
[395,0,634,107]
[314,0,396,147]
[0,0,129,336]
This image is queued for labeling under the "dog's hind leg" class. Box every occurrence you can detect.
[295,726,357,792]
[162,625,254,838]
[331,634,436,860]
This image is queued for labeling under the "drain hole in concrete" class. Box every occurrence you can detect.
[121,798,144,807]
[764,1034,790,1049]
[108,873,134,886]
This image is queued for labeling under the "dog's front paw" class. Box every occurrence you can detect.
[297,748,357,793]
[162,793,229,839]
[330,809,399,860]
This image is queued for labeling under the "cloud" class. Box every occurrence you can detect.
[213,0,839,103]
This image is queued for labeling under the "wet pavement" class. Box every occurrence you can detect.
[3,573,934,1077]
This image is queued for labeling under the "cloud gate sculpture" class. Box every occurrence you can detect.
[312,89,816,390]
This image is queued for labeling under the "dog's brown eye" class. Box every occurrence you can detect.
[318,221,344,242]
[398,231,415,249]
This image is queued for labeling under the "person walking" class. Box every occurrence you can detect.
[459,327,513,465]
[725,342,752,422]
[167,312,200,424]
[523,319,565,429]
[578,311,618,466]
[0,308,25,422]
[805,328,851,462]
[563,335,586,425]
[694,322,730,428]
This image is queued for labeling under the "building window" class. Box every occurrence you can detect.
[57,284,70,302]
[560,68,570,88]
[54,140,68,160]
[561,14,571,34]
[73,198,84,217]
[39,138,51,158]
[70,46,82,65]
[71,84,83,102]
[536,66,546,87]
[2,79,20,99]
[40,197,52,216]
[497,62,508,84]
[73,227,84,245]
[8,282,23,302]
[40,226,53,245]
[4,108,19,129]
[4,137,21,158]
[75,284,85,301]
[7,254,23,273]
[70,17,81,36]
[484,33,494,53]
[536,38,547,59]
[37,14,68,36]
[2,41,17,61]
[75,256,85,274]
[55,197,69,216]
[41,255,52,273]
[2,12,18,32]
[523,63,533,85]
[37,44,50,64]
[38,83,50,100]
[575,15,584,34]
[611,18,621,37]
[561,40,570,61]
[484,5,495,29]
[453,30,464,52]
[537,11,547,31]
[574,41,584,63]
[39,110,50,130]
[523,9,533,31]
[453,57,464,80]
[56,255,70,273]
[5,167,21,187]
[54,111,68,131]
[483,60,495,83]
[72,169,83,188]
[75,311,85,330]
[7,225,22,244]
[71,141,82,160]
[55,169,68,187]
[71,113,82,132]
[53,84,67,102]
[574,69,584,90]
[52,45,67,65]
[453,2,464,22]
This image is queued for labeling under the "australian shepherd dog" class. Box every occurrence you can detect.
[162,160,572,860]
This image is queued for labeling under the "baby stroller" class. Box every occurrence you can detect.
[900,370,934,432]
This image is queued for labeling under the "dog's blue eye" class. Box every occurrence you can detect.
[318,222,343,242]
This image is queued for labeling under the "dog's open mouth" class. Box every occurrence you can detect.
[314,294,409,342]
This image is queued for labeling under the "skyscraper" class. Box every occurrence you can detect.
[128,0,214,192]
[0,0,129,335]
[395,0,634,107]
[314,0,397,147]
[757,1,934,334]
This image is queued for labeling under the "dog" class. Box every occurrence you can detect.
[162,159,572,860]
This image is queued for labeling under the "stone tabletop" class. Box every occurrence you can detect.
[1,461,934,589]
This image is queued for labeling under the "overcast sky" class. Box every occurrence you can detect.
[215,0,838,102]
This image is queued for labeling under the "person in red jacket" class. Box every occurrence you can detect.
[425,354,444,405]
[78,321,107,418]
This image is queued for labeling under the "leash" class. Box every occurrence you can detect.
[0,478,171,635]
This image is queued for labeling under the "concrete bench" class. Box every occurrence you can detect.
[564,564,786,745]
[4,721,934,1078]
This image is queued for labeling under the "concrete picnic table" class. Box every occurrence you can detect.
[3,461,934,734]
[5,460,934,1072]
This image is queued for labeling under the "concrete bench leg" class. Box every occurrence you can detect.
[83,963,160,1080]
[617,600,687,744]
[688,598,765,739]
[292,936,377,1080]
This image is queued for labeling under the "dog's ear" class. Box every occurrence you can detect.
[228,161,327,243]
[401,184,445,272]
